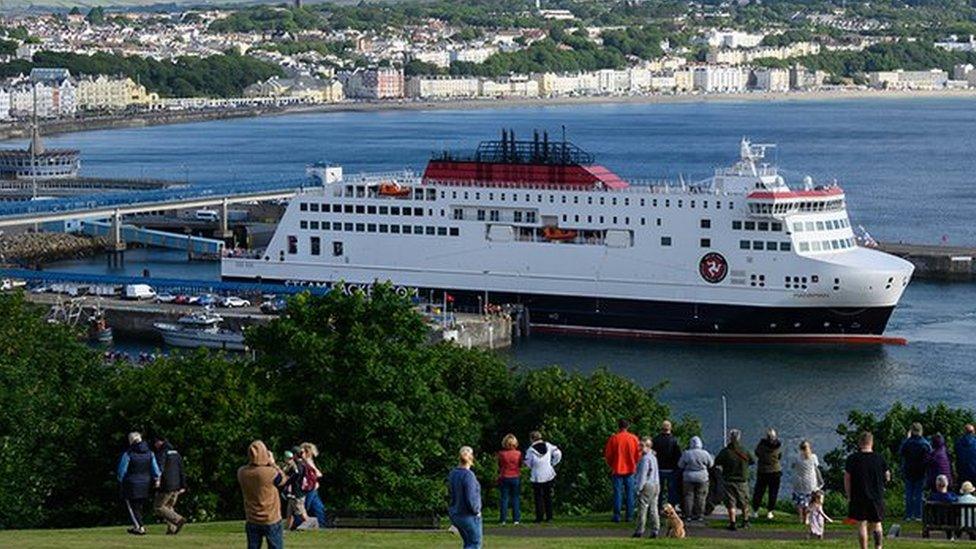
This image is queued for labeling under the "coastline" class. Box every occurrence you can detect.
[3,88,976,141]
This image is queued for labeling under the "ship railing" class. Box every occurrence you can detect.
[341,170,419,185]
[421,177,729,196]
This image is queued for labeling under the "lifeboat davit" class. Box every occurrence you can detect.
[543,226,578,242]
[378,182,411,197]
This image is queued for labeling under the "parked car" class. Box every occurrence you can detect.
[220,296,251,308]
[173,294,191,305]
[124,284,156,300]
[156,292,177,303]
[196,294,218,307]
[260,297,288,315]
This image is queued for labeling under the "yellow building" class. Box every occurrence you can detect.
[77,75,157,111]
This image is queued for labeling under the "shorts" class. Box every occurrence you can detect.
[286,495,307,518]
[848,497,884,523]
[792,492,812,508]
[723,481,750,512]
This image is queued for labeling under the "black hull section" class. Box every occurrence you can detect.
[227,276,897,340]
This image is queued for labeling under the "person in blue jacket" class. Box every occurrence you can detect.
[956,424,976,487]
[117,432,161,535]
[898,422,931,522]
[447,446,482,549]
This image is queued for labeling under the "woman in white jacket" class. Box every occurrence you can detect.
[524,430,562,523]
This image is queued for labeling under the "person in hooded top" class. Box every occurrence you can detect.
[752,428,783,520]
[524,430,562,523]
[956,425,976,488]
[152,437,188,535]
[926,434,954,493]
[117,432,161,536]
[899,422,931,522]
[677,436,714,521]
[238,440,288,549]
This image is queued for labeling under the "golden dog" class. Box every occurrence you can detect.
[661,503,686,539]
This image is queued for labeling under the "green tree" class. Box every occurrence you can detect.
[85,6,106,25]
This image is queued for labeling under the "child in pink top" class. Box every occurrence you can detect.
[807,491,833,539]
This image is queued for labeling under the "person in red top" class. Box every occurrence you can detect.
[497,433,523,525]
[605,418,642,522]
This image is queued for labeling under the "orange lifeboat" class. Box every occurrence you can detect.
[542,226,578,242]
[378,182,411,197]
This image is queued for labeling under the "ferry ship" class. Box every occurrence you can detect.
[222,131,915,344]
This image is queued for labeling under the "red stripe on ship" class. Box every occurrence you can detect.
[532,323,907,346]
[748,188,844,199]
[423,161,629,189]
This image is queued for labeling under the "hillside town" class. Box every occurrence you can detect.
[0,1,973,121]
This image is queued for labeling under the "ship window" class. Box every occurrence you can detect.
[691,200,695,208]
[452,192,457,199]
[344,205,353,214]
[356,223,365,232]
[391,225,400,234]
[549,195,554,203]
[450,228,459,236]
[537,194,542,203]
[527,212,536,223]
[379,224,388,233]
[310,236,320,256]
[332,241,343,256]
[612,198,617,206]
[575,215,580,222]
[798,242,809,252]
[574,196,579,204]
[489,193,494,200]
[811,241,822,251]
[464,192,469,199]
[816,221,825,230]
[490,210,500,221]
[744,221,755,230]
[426,226,436,235]
[367,223,376,232]
[300,203,308,212]
[656,218,662,226]
[767,241,777,250]
[729,202,734,209]
[831,240,840,249]
[288,236,297,254]
[427,189,437,200]
[415,225,423,234]
[441,191,446,199]
[300,220,308,229]
[514,211,523,222]
[356,205,365,214]
[562,196,566,204]
[391,207,400,215]
[758,222,769,231]
[793,222,803,232]
[625,217,630,225]
[700,238,711,248]
[562,215,567,222]
[805,222,814,231]
[732,221,742,230]
[367,206,376,214]
[653,199,658,207]
[740,240,750,249]
[600,197,605,205]
[625,198,630,206]
[780,242,791,251]
[661,236,672,246]
[401,225,411,234]
[438,227,448,236]
[476,193,481,200]
[415,208,423,216]
[477,210,485,221]
[599,216,605,223]
[641,218,646,225]
[612,216,617,224]
[665,200,670,208]
[700,219,711,229]
[678,200,683,208]
[752,241,764,250]
[454,209,464,220]
[379,206,388,215]
[344,223,353,231]
[310,203,319,212]
[323,222,331,230]
[310,221,319,230]
[717,201,721,209]
[501,193,506,201]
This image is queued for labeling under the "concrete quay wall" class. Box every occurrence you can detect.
[878,242,976,281]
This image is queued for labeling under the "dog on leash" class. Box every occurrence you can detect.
[661,504,686,539]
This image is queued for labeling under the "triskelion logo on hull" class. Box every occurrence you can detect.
[699,252,728,284]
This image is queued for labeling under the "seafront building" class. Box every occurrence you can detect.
[244,75,344,103]
[76,75,157,111]
[342,67,405,99]
[692,65,748,93]
[867,69,949,90]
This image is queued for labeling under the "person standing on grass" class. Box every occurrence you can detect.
[604,418,641,523]
[117,432,161,536]
[448,446,483,549]
[791,440,822,526]
[898,422,930,521]
[652,420,683,508]
[956,424,976,487]
[152,437,188,535]
[845,431,890,549]
[238,440,288,549]
[632,437,660,539]
[298,442,326,528]
[926,434,953,493]
[524,430,561,523]
[677,436,713,522]
[752,428,783,520]
[714,429,755,531]
[497,434,523,525]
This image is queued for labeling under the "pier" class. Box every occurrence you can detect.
[877,242,976,281]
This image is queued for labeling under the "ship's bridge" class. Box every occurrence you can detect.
[711,139,788,195]
[746,186,846,219]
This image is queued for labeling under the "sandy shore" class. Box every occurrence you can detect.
[4,88,976,140]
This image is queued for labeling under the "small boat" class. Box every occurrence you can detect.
[377,182,411,197]
[153,309,245,351]
[542,226,578,242]
[87,305,113,344]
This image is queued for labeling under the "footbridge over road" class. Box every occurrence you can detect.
[0,178,312,263]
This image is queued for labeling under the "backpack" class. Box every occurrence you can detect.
[301,461,318,494]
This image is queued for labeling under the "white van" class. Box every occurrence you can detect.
[194,209,219,222]
[124,284,156,300]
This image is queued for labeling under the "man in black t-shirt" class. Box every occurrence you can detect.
[845,432,890,549]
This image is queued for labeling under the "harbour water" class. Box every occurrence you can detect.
[39,97,976,457]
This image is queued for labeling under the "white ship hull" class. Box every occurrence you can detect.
[154,323,246,351]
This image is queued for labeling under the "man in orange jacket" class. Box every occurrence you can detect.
[605,418,641,522]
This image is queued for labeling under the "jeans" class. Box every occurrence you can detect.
[634,482,660,536]
[752,471,782,512]
[612,473,635,522]
[905,477,925,520]
[297,489,326,527]
[682,480,709,520]
[499,477,521,523]
[450,514,483,549]
[659,470,680,507]
[245,522,284,549]
[532,480,554,522]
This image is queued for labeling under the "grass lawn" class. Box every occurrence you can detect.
[0,520,962,549]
